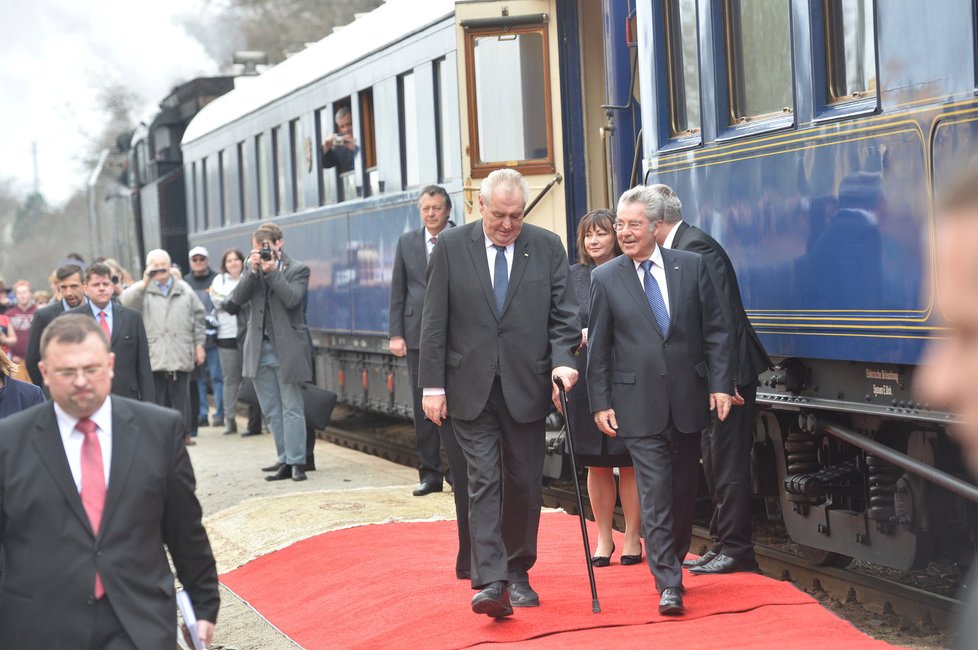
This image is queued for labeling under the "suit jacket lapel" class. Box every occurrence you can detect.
[109,304,121,344]
[30,404,92,535]
[466,222,499,320]
[500,235,530,317]
[672,221,690,248]
[615,256,662,336]
[414,228,429,267]
[101,399,137,539]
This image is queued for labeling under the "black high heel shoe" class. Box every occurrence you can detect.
[590,543,615,567]
[620,551,643,565]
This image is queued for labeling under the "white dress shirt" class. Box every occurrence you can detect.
[89,300,113,336]
[662,219,683,250]
[55,397,113,491]
[633,244,671,317]
[425,228,441,258]
[484,234,514,288]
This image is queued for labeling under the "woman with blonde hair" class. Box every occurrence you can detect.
[0,347,43,418]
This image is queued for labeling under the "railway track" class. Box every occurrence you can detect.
[322,419,960,630]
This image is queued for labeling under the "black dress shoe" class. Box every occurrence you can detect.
[265,464,292,481]
[590,543,614,567]
[412,480,444,496]
[683,550,718,569]
[658,587,684,615]
[471,581,513,618]
[291,465,307,481]
[241,430,262,437]
[688,553,757,575]
[507,582,539,607]
[262,462,285,472]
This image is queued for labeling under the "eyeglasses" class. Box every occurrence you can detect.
[612,220,650,233]
[191,256,207,262]
[50,365,107,381]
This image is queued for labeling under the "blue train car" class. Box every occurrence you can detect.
[637,0,978,570]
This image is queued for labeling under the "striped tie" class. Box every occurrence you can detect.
[640,260,670,337]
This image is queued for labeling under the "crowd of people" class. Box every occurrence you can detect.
[4,160,978,646]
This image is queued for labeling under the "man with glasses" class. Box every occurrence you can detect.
[0,314,219,648]
[587,185,732,616]
[69,262,154,402]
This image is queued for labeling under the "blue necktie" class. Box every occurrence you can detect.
[493,245,508,313]
[640,260,670,337]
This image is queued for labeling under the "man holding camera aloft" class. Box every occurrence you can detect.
[228,224,312,481]
[120,249,206,444]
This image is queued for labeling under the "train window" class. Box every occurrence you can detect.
[221,149,233,225]
[398,72,420,190]
[722,0,793,123]
[208,152,222,228]
[273,126,287,214]
[189,161,198,230]
[464,23,554,176]
[359,89,378,197]
[823,0,876,103]
[257,133,271,218]
[238,141,252,221]
[135,141,148,185]
[664,0,701,136]
[321,99,358,201]
[291,119,307,211]
[434,58,457,182]
[199,157,209,230]
[316,106,338,206]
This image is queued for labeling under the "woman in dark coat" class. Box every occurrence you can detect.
[566,209,643,566]
[0,347,44,418]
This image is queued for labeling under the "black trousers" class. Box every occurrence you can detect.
[451,377,545,588]
[89,596,136,649]
[152,371,192,434]
[438,420,471,578]
[622,418,701,593]
[702,380,758,561]
[407,349,444,483]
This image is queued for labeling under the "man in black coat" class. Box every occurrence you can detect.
[25,263,87,387]
[588,185,732,616]
[419,169,580,618]
[650,184,771,575]
[69,262,155,402]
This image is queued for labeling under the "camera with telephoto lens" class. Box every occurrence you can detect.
[260,241,273,261]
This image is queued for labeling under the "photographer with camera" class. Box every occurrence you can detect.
[228,224,312,481]
[320,106,358,174]
[121,249,206,445]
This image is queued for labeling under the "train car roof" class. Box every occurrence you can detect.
[182,0,456,146]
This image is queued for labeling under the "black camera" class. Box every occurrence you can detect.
[260,241,273,261]
[149,267,166,277]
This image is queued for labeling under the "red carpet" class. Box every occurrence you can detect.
[220,513,891,649]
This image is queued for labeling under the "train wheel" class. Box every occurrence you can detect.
[800,544,853,568]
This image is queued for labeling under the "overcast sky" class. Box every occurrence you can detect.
[0,0,224,205]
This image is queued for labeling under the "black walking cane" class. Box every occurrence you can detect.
[554,376,601,613]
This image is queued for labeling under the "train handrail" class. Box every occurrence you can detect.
[815,418,978,504]
[523,173,563,218]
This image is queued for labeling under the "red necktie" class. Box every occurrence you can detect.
[77,417,106,598]
[98,311,110,338]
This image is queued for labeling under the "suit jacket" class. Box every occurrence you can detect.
[419,220,580,423]
[389,227,431,350]
[0,376,44,418]
[69,302,156,402]
[24,301,68,385]
[671,222,771,386]
[0,398,219,648]
[229,251,313,384]
[587,247,732,436]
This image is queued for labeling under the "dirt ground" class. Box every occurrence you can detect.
[187,419,459,650]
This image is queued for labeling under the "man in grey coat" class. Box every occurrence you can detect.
[419,169,580,618]
[229,223,312,482]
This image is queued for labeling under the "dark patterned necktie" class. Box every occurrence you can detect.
[493,245,508,313]
[640,260,670,337]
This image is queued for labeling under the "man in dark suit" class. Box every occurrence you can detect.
[389,185,470,578]
[419,169,580,618]
[25,263,86,386]
[588,185,732,616]
[0,314,219,648]
[229,223,312,482]
[917,164,978,650]
[651,184,771,575]
[69,262,155,402]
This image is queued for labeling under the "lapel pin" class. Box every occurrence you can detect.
[524,252,529,258]
[673,266,679,270]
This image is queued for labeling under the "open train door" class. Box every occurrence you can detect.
[453,0,638,257]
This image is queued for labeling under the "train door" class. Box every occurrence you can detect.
[453,0,638,251]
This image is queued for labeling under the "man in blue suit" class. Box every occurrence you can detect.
[588,185,733,616]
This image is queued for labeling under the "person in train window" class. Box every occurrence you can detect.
[917,163,978,650]
[388,185,471,578]
[649,184,771,575]
[321,106,358,174]
[419,169,580,618]
[587,185,733,616]
[564,209,644,568]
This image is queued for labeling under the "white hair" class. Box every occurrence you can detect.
[479,168,530,206]
[145,248,171,267]
[617,185,667,223]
